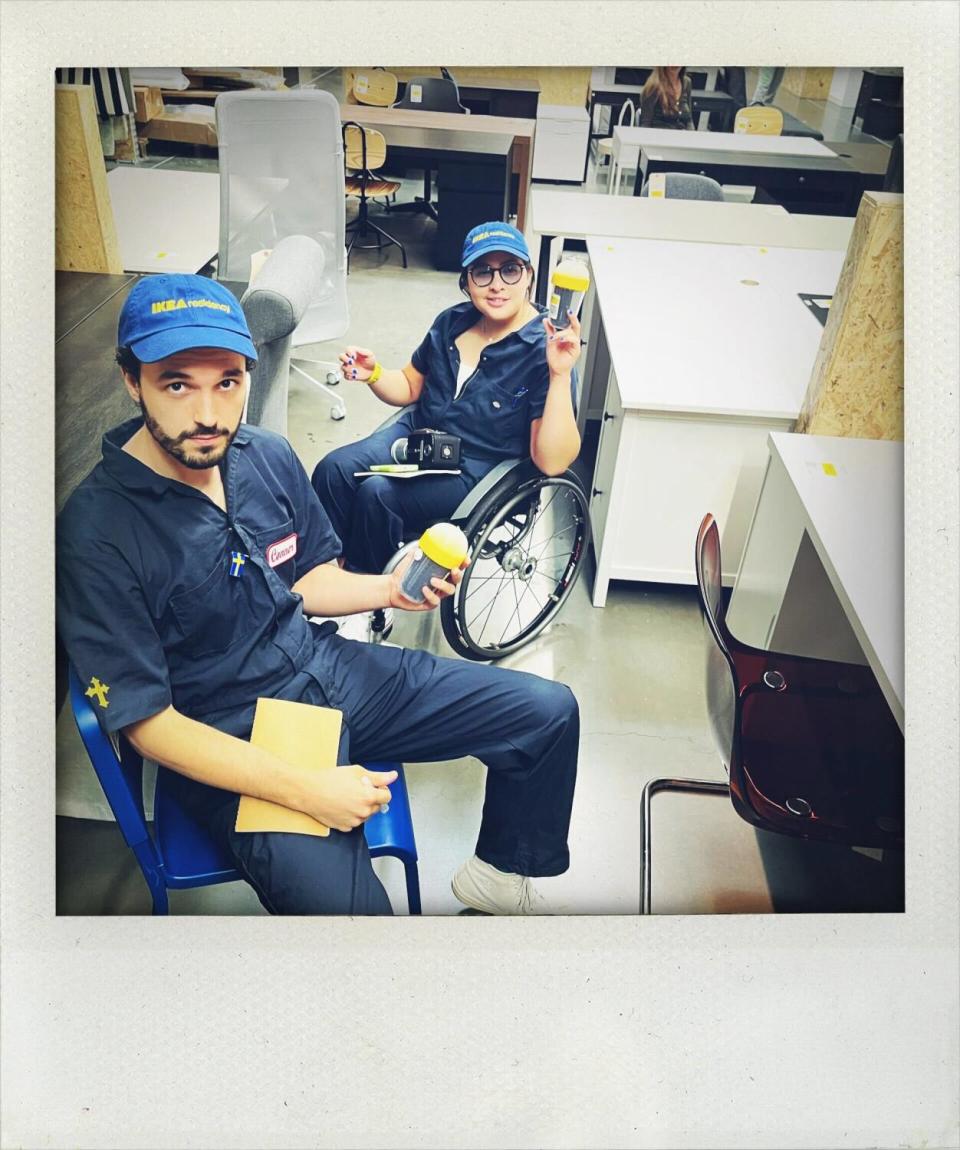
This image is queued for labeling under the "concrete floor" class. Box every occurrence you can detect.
[57,71,901,916]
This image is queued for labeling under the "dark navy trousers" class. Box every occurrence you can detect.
[204,633,579,915]
[310,416,494,573]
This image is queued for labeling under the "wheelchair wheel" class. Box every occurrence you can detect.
[441,472,590,660]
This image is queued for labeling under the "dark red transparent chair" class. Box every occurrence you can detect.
[640,514,904,914]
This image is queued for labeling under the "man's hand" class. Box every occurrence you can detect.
[543,312,582,379]
[304,765,397,832]
[339,346,378,382]
[387,552,468,613]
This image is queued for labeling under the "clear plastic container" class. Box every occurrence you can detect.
[548,256,591,329]
[399,523,469,603]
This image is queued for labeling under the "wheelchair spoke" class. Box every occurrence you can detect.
[448,476,591,658]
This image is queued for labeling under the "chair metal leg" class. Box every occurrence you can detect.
[290,360,346,421]
[403,858,422,915]
[640,777,730,915]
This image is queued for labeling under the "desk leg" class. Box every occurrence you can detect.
[513,136,531,231]
[726,453,806,647]
[536,233,555,307]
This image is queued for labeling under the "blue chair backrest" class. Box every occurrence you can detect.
[68,663,155,857]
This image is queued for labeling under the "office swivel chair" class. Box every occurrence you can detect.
[68,663,422,915]
[388,74,469,220]
[216,90,350,421]
[639,514,904,914]
[343,122,407,269]
[639,172,725,200]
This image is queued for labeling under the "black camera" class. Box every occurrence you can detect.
[390,428,461,470]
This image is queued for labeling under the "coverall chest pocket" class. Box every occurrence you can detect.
[474,380,529,442]
[169,555,255,656]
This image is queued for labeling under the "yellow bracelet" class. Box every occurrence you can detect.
[367,361,383,385]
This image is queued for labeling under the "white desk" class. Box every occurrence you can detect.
[107,167,220,273]
[585,235,845,603]
[727,433,904,730]
[609,126,837,196]
[529,189,854,317]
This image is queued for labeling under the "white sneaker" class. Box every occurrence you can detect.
[451,855,548,915]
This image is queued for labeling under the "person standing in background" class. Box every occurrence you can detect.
[751,67,785,106]
[639,67,695,130]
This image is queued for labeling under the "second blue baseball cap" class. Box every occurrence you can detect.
[117,274,258,363]
[461,221,530,268]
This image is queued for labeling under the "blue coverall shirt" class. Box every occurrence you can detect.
[56,418,343,737]
[57,418,580,896]
[410,301,555,463]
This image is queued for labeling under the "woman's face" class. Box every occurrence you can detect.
[465,250,532,325]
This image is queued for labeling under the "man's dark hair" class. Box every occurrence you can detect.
[116,346,256,383]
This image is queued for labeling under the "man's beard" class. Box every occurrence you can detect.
[138,394,239,470]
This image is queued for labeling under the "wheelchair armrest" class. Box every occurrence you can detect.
[374,403,418,435]
[451,458,539,523]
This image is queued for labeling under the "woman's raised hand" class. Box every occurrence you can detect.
[543,312,582,379]
[339,346,377,381]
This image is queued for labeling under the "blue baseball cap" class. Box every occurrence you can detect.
[117,274,258,363]
[461,221,530,268]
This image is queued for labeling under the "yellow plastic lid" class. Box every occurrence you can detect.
[551,258,591,292]
[419,522,469,569]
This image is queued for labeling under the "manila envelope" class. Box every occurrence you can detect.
[235,697,343,837]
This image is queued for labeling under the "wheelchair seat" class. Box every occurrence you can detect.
[368,404,592,661]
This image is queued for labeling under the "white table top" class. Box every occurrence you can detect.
[586,234,845,419]
[768,432,904,726]
[616,126,836,159]
[531,189,855,252]
[107,167,220,274]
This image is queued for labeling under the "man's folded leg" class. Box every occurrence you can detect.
[208,796,393,916]
[322,638,580,911]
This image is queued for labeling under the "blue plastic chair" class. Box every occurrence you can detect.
[68,665,421,915]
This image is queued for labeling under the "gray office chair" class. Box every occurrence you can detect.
[240,234,329,436]
[639,172,725,201]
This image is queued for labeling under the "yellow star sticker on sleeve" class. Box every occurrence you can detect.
[85,676,110,708]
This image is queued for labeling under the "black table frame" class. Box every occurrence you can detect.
[634,146,879,216]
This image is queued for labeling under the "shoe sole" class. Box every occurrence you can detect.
[450,873,496,915]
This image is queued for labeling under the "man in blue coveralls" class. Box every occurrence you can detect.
[56,274,580,915]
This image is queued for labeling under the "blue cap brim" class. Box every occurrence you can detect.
[462,240,530,267]
[131,325,258,364]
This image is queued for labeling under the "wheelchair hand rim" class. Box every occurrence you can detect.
[444,475,590,659]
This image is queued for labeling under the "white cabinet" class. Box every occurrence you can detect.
[533,104,589,183]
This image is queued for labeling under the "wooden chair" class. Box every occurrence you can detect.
[734,105,784,135]
[343,122,407,269]
[346,68,399,108]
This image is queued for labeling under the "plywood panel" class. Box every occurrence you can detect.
[797,192,903,440]
[55,85,123,274]
[782,67,834,99]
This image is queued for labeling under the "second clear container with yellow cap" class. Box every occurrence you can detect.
[548,256,591,329]
[399,522,469,603]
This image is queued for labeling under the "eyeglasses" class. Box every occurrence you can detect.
[467,261,526,287]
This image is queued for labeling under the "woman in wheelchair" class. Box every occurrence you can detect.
[310,221,582,581]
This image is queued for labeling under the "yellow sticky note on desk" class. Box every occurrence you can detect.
[235,698,343,836]
[821,462,838,477]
